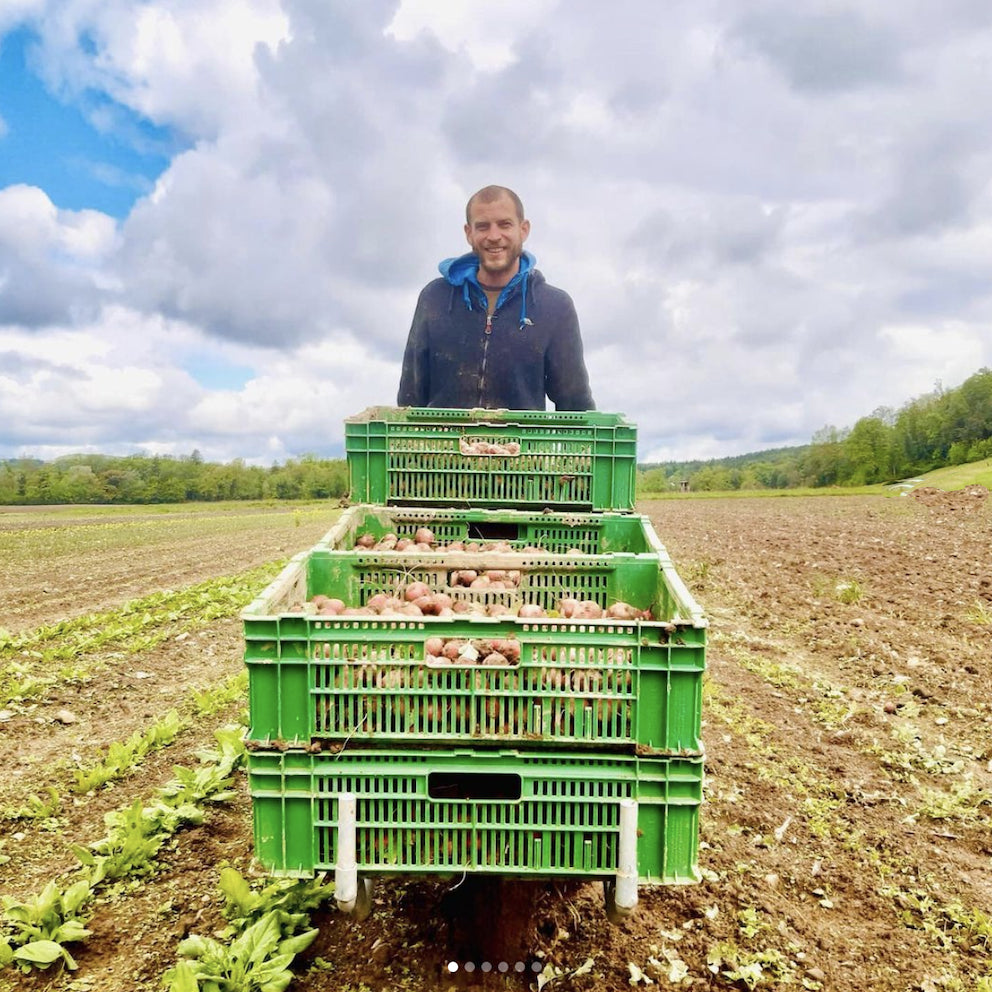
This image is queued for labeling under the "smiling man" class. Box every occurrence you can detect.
[397,185,595,410]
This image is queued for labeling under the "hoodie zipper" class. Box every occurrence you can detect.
[477,308,494,404]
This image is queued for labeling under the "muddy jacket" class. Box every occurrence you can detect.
[397,251,595,411]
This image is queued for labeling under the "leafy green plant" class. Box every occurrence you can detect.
[913,777,992,824]
[1,726,247,978]
[192,671,248,717]
[218,868,335,936]
[833,578,863,604]
[0,566,282,709]
[74,798,184,885]
[0,879,93,973]
[73,709,185,793]
[889,886,992,955]
[706,942,802,989]
[2,786,61,827]
[75,726,245,886]
[878,725,965,778]
[737,906,767,939]
[964,599,992,625]
[164,911,318,992]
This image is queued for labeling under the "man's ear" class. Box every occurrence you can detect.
[464,223,472,247]
[521,219,531,242]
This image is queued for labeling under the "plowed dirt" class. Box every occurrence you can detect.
[1,493,989,991]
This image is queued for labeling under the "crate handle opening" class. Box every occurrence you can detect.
[428,772,522,801]
[466,521,522,542]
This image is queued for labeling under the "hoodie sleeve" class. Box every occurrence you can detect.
[397,286,431,406]
[544,290,595,411]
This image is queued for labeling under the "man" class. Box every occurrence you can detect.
[397,185,595,410]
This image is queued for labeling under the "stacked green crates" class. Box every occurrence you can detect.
[243,409,706,896]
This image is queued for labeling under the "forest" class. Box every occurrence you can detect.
[2,368,990,503]
[0,452,349,505]
[641,367,992,492]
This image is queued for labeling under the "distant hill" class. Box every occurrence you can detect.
[639,367,992,493]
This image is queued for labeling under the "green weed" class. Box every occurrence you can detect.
[912,777,992,824]
[964,600,992,625]
[0,880,93,973]
[73,709,185,794]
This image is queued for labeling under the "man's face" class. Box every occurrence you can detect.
[464,195,531,286]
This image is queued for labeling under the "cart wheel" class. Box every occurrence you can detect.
[335,874,375,920]
[353,875,375,922]
[603,880,634,925]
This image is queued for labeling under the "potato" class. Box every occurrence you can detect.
[495,639,521,664]
[558,598,579,618]
[425,636,444,657]
[605,601,644,620]
[442,639,464,660]
[366,592,390,613]
[482,651,508,666]
[517,603,545,618]
[355,532,377,548]
[404,581,431,602]
[414,526,436,546]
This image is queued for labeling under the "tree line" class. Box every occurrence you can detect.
[639,367,992,492]
[3,368,990,503]
[0,452,349,505]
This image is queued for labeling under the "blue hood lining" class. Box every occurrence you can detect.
[439,251,536,330]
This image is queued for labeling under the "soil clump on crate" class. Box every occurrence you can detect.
[1,495,990,991]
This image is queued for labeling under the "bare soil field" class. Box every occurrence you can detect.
[1,492,990,991]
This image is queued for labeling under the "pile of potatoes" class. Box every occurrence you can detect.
[424,635,522,667]
[307,588,650,621]
[458,437,521,456]
[352,526,557,556]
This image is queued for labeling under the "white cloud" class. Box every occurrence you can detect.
[385,0,556,71]
[3,1,992,467]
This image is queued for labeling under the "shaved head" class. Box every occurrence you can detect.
[466,185,525,224]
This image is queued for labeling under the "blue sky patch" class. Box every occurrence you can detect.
[0,25,186,218]
[184,355,256,391]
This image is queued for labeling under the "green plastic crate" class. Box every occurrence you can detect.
[316,504,658,555]
[242,508,706,754]
[345,407,637,511]
[248,748,702,884]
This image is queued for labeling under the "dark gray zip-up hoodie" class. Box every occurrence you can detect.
[397,251,595,411]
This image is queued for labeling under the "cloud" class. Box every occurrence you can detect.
[2,1,992,467]
[0,184,118,325]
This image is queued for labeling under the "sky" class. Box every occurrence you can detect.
[1,0,991,467]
